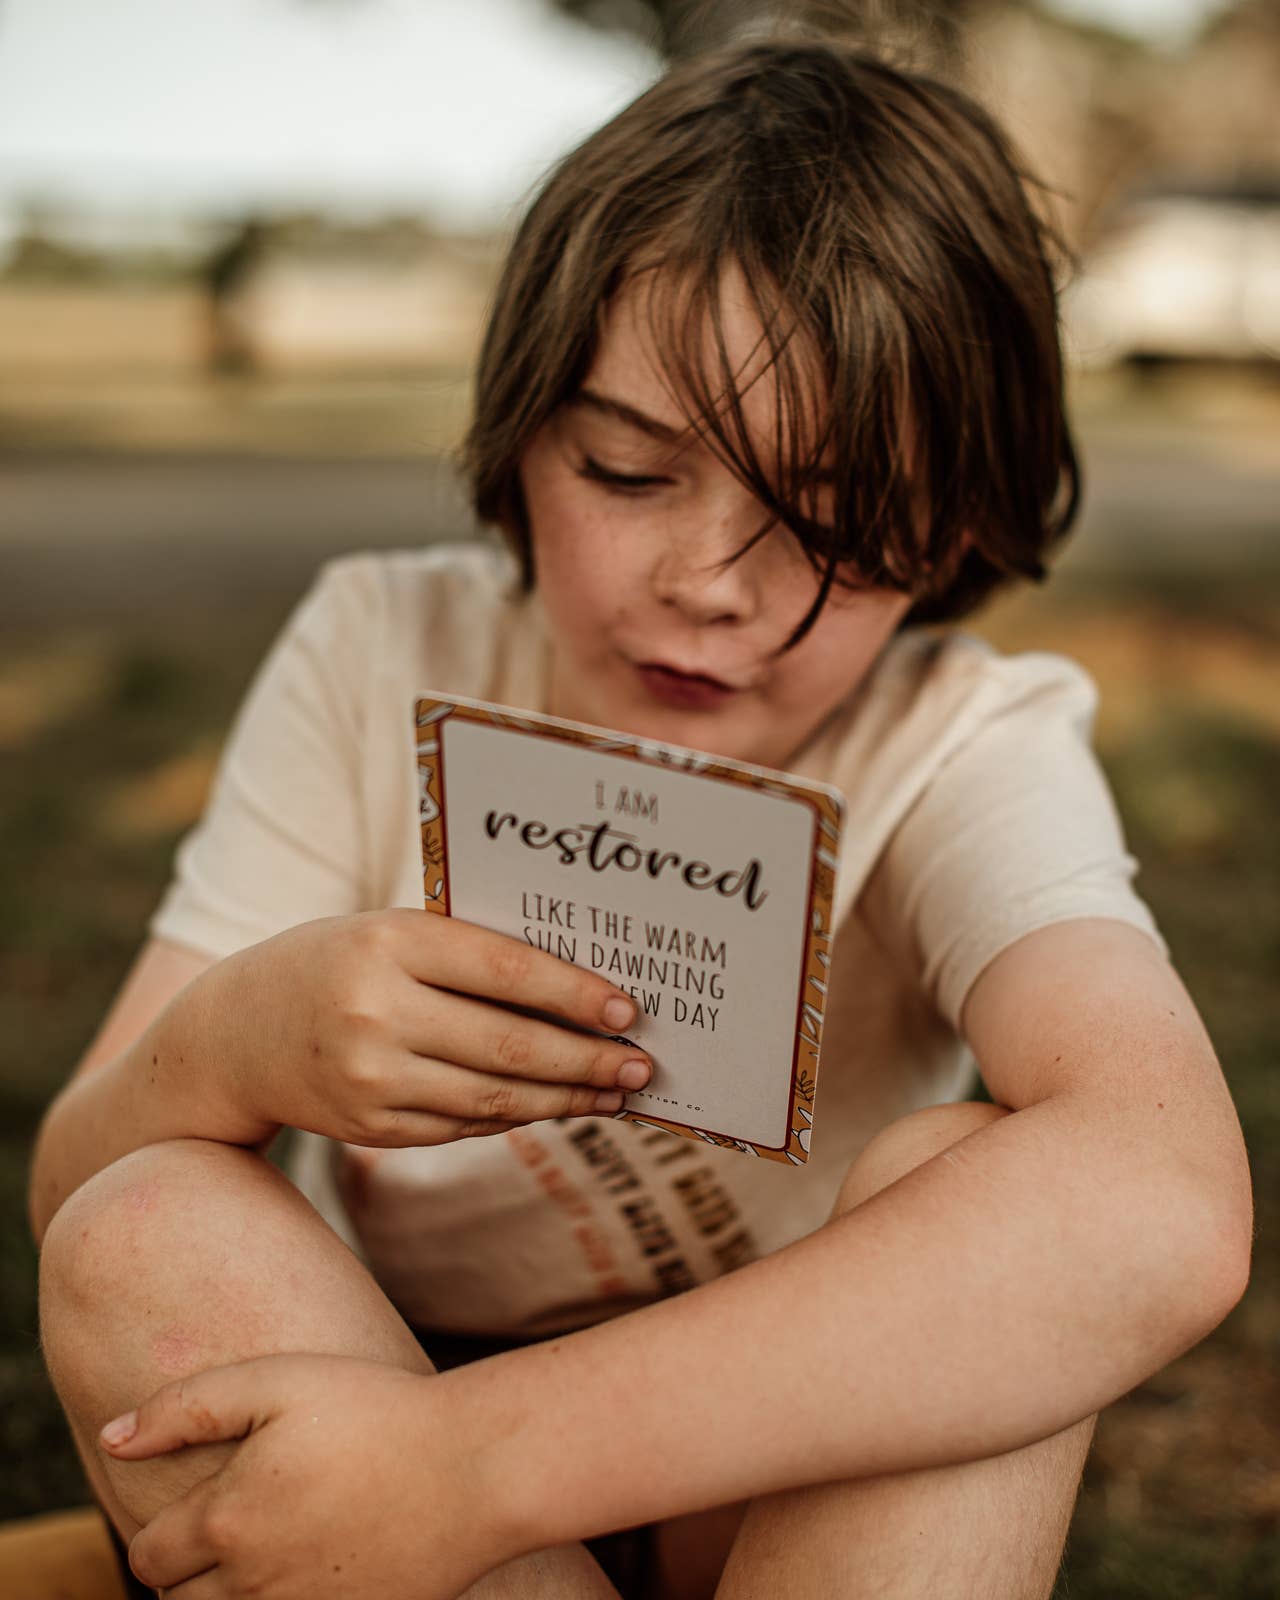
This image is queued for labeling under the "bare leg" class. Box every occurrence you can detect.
[650,1104,1096,1600]
[38,1138,619,1600]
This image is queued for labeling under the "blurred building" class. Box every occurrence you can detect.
[1145,0,1280,183]
[201,218,505,374]
[1,1,1277,380]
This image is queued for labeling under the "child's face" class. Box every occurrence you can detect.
[517,262,916,770]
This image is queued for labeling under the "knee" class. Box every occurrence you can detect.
[831,1101,1011,1219]
[39,1140,268,1353]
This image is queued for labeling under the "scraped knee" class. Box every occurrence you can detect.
[38,1139,274,1388]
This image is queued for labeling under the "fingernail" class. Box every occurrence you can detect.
[616,1059,650,1091]
[594,1090,624,1113]
[602,997,635,1031]
[101,1412,137,1447]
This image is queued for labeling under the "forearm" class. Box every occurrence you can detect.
[29,962,276,1244]
[451,1095,1246,1552]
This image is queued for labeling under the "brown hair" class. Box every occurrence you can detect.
[456,30,1080,646]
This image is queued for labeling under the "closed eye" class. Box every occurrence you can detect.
[575,456,672,494]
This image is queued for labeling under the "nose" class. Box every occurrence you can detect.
[650,492,777,626]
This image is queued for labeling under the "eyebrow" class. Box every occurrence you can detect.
[571,386,837,483]
[572,386,684,443]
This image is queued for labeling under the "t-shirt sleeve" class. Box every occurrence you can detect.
[860,651,1169,1034]
[147,555,378,960]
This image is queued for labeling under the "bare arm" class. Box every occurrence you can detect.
[29,913,655,1247]
[437,919,1253,1552]
[28,939,234,1245]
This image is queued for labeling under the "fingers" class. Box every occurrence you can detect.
[159,1580,221,1600]
[352,1103,625,1149]
[127,1480,220,1594]
[99,1367,263,1462]
[388,1056,628,1124]
[389,911,642,1036]
[388,980,651,1094]
[368,1109,543,1147]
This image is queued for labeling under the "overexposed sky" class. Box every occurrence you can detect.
[0,0,661,234]
[0,0,1227,245]
[1049,0,1226,36]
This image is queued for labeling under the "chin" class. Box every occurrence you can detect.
[552,665,763,761]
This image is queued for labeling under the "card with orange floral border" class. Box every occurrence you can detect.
[415,693,844,1165]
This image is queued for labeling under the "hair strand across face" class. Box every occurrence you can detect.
[458,31,1081,637]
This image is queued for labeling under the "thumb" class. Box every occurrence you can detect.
[99,1363,267,1460]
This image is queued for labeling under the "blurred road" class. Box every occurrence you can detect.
[0,450,474,623]
[2,416,1278,625]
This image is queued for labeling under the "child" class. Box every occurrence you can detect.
[31,30,1251,1600]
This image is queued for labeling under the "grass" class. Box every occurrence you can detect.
[2,546,1277,1594]
[1,603,296,1519]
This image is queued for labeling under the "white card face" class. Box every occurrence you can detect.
[416,695,845,1164]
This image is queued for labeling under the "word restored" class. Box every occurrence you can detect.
[486,810,768,909]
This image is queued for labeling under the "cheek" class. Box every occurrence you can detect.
[523,474,584,602]
[525,482,637,638]
[534,526,618,645]
[783,599,911,703]
[563,570,607,631]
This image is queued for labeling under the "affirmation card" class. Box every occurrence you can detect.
[414,694,844,1164]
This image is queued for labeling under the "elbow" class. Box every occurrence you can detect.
[1163,1162,1254,1347]
[1200,1195,1253,1331]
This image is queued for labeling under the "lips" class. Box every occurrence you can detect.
[633,660,745,710]
[641,660,738,690]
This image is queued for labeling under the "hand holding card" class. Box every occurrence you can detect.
[191,904,656,1150]
[416,694,844,1164]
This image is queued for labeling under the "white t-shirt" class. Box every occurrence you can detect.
[149,542,1168,1336]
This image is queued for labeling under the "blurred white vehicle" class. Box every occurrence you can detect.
[1062,179,1280,367]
